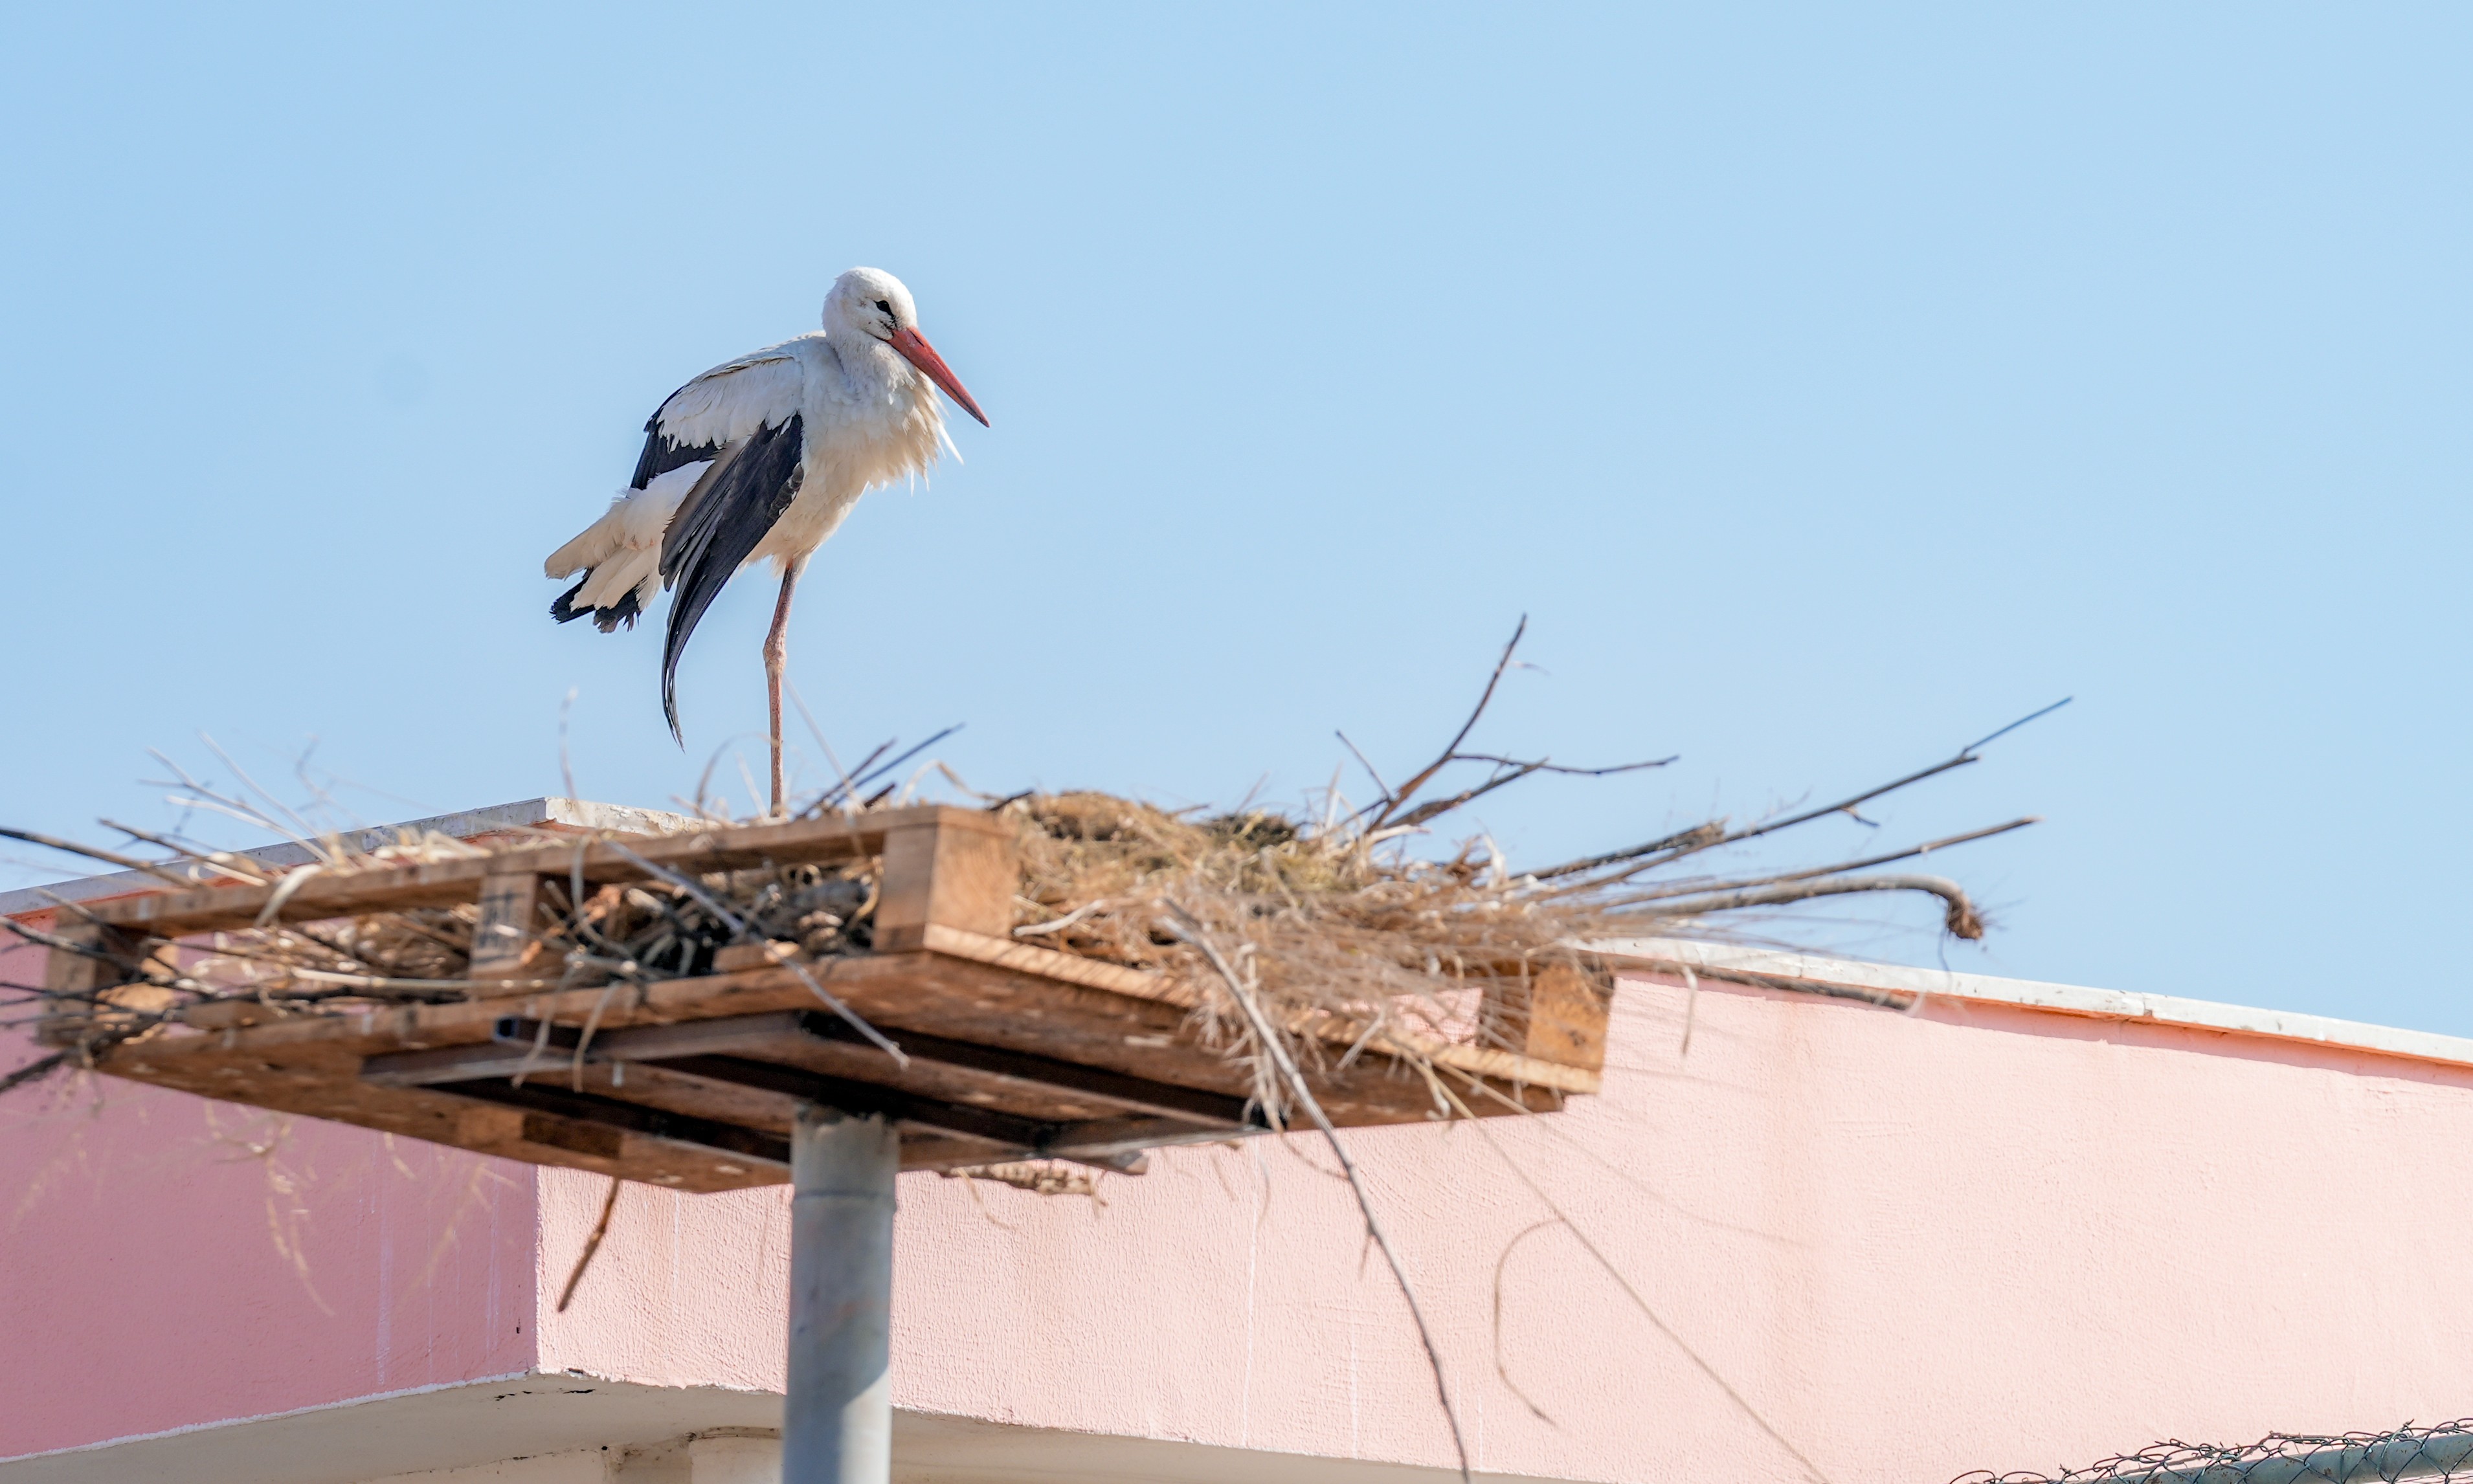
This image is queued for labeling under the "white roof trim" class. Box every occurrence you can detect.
[1605,937,2473,1074]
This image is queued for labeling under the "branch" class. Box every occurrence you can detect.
[0,1051,70,1098]
[1440,1090,1835,1484]
[784,681,859,814]
[1591,953,1914,1011]
[1386,753,1681,833]
[599,843,906,1068]
[1159,906,1473,1484]
[830,725,963,810]
[556,1176,623,1312]
[1368,616,1527,831]
[1535,698,2070,881]
[1450,753,1677,777]
[1607,818,2037,903]
[0,828,194,887]
[1334,731,1394,812]
[1389,760,1548,830]
[1621,872,1986,939]
[0,913,127,963]
[99,819,273,885]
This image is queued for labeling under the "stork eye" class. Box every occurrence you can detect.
[875,300,893,316]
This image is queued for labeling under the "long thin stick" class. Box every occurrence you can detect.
[1594,954,1915,1012]
[1334,731,1394,811]
[1620,871,1985,938]
[556,1175,623,1312]
[1604,817,2037,903]
[559,687,580,802]
[1538,698,2070,881]
[1370,615,1527,831]
[841,725,963,803]
[0,914,123,960]
[785,681,857,812]
[98,819,271,884]
[0,1051,69,1098]
[0,828,195,887]
[1161,905,1472,1484]
[599,843,905,1067]
[1455,1110,1831,1484]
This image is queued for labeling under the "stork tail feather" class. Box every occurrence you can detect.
[552,576,643,632]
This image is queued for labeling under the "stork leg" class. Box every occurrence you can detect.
[764,560,804,819]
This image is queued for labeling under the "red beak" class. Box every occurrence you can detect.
[889,326,990,428]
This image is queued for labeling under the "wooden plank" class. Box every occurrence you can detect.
[917,925,1599,1097]
[371,1012,1257,1129]
[874,816,1018,953]
[713,940,801,974]
[71,806,1006,938]
[142,947,1571,1122]
[768,1013,1254,1125]
[36,922,166,1046]
[649,1054,1055,1148]
[1478,962,1611,1074]
[420,1069,1037,1175]
[467,872,552,986]
[443,1078,796,1168]
[609,1014,1228,1127]
[432,1067,1016,1176]
[77,933,1583,1188]
[41,922,113,997]
[917,923,1200,1006]
[623,1054,1209,1173]
[102,1017,784,1192]
[519,1059,808,1141]
[84,858,522,938]
[1047,1116,1258,1162]
[38,922,111,1046]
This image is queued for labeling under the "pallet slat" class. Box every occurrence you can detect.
[39,808,1604,1190]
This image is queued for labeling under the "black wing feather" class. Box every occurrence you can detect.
[631,424,723,491]
[656,414,805,744]
[630,377,733,489]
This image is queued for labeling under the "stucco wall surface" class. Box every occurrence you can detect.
[537,970,2473,1482]
[13,919,2473,1481]
[0,934,539,1459]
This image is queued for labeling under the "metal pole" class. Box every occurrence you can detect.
[783,1105,899,1484]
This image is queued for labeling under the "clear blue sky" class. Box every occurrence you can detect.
[3,6,2464,1030]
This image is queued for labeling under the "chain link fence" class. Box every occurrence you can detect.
[1958,1421,2473,1484]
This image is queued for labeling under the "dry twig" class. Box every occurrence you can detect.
[1161,905,1473,1484]
[557,1175,623,1312]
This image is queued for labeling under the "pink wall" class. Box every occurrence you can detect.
[0,927,539,1459]
[15,920,2473,1481]
[537,972,2473,1481]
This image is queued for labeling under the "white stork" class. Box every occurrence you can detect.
[545,267,989,814]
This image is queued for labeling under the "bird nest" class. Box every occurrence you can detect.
[4,623,2052,1116]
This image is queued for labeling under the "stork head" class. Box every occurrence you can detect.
[825,267,990,428]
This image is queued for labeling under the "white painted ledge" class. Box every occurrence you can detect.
[0,1375,1494,1484]
[1606,936,2473,1074]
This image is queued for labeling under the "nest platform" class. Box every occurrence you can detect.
[37,808,1606,1191]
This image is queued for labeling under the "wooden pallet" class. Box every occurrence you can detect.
[36,806,1607,1191]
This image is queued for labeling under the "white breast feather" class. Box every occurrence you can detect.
[752,344,948,562]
